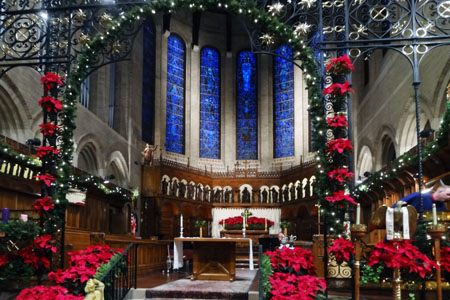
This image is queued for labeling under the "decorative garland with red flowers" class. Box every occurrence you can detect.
[263,247,326,300]
[367,240,437,279]
[219,216,274,230]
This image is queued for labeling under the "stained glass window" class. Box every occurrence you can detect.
[273,45,294,158]
[142,20,156,144]
[166,34,185,154]
[200,47,221,159]
[236,51,258,160]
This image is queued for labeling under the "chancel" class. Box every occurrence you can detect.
[1,0,450,300]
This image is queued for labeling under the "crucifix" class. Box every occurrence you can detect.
[315,203,321,234]
[242,208,251,228]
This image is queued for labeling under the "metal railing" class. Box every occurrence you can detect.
[99,243,138,300]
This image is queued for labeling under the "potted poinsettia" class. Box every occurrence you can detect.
[194,220,207,237]
[328,237,355,264]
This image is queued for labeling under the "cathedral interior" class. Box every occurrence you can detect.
[1,0,450,299]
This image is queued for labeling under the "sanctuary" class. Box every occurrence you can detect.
[1,0,450,300]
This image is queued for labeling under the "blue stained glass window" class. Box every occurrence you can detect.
[274,45,294,158]
[166,34,185,154]
[142,20,156,144]
[200,47,221,159]
[236,51,258,160]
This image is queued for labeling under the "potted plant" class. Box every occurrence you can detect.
[194,220,207,237]
[280,221,291,236]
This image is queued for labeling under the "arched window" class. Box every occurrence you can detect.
[273,45,294,158]
[236,50,257,160]
[381,136,396,166]
[166,34,186,154]
[200,47,221,159]
[142,19,156,144]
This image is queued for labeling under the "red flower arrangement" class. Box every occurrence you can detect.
[326,54,354,74]
[34,234,57,253]
[367,240,437,278]
[219,216,274,229]
[49,245,123,294]
[37,146,60,158]
[0,253,7,267]
[40,72,64,91]
[325,190,357,205]
[39,122,59,136]
[266,246,316,275]
[34,174,56,187]
[323,81,354,96]
[328,237,355,264]
[328,168,354,183]
[327,115,348,128]
[326,138,353,154]
[441,247,450,274]
[38,96,63,113]
[16,285,83,300]
[33,197,55,215]
[269,272,326,300]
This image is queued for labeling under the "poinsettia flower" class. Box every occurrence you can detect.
[367,240,437,278]
[323,81,354,95]
[34,174,56,187]
[328,168,354,183]
[326,55,355,74]
[39,123,59,136]
[38,96,63,113]
[326,138,353,154]
[327,115,348,128]
[40,72,64,91]
[34,234,57,253]
[328,237,355,264]
[16,285,83,300]
[36,146,60,158]
[33,196,55,215]
[325,190,357,205]
[441,247,450,273]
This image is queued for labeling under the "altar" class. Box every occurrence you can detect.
[220,229,269,244]
[174,237,253,281]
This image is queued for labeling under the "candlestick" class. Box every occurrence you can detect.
[1,208,9,224]
[432,204,437,225]
[356,203,360,225]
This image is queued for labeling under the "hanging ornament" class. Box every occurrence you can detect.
[294,22,311,36]
[260,33,275,45]
[267,2,284,16]
[73,9,87,23]
[99,13,113,27]
[299,0,316,9]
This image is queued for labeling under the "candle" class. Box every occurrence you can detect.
[20,214,28,222]
[1,208,9,224]
[432,203,437,225]
[180,214,183,227]
[265,218,267,227]
[356,203,360,225]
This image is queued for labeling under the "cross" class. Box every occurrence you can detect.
[241,208,251,228]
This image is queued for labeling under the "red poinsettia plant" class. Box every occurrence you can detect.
[441,247,450,275]
[38,96,63,113]
[33,196,55,215]
[328,168,354,183]
[326,138,353,154]
[34,174,56,187]
[36,146,60,158]
[49,244,123,295]
[219,216,274,229]
[39,122,60,136]
[323,81,354,96]
[40,72,64,91]
[328,237,355,264]
[327,115,348,128]
[326,54,354,74]
[367,240,437,278]
[16,285,83,300]
[265,247,326,299]
[325,190,357,205]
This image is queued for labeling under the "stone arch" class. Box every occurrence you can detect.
[269,185,280,203]
[357,145,374,179]
[259,185,270,203]
[301,178,308,198]
[223,185,233,203]
[106,150,129,187]
[374,125,397,169]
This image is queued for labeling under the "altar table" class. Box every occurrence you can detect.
[174,237,253,281]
